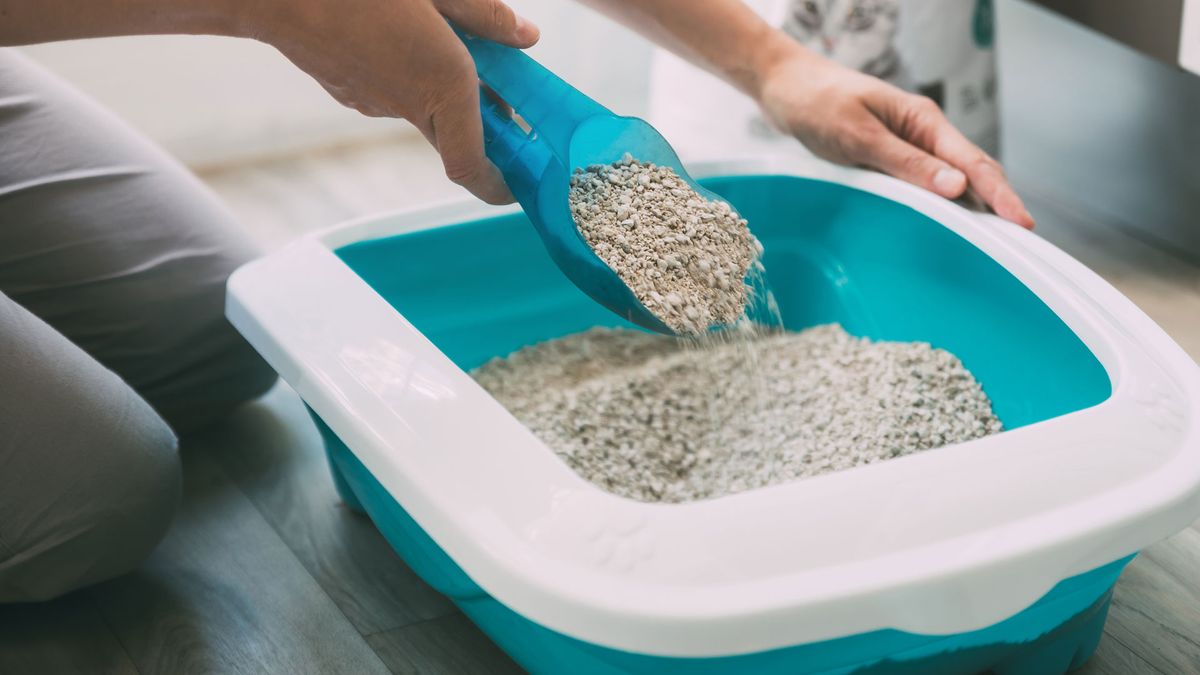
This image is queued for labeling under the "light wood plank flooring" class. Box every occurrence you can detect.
[2,136,1197,674]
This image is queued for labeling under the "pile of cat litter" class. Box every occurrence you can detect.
[472,324,1002,503]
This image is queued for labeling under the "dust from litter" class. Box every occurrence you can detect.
[472,324,1002,503]
[569,154,759,335]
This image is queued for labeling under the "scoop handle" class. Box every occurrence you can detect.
[478,94,558,208]
[457,29,609,166]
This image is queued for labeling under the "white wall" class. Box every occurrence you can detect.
[18,2,652,169]
[21,35,403,168]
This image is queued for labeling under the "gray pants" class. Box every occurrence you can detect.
[0,51,277,602]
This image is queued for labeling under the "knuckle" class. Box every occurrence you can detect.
[836,133,868,161]
[422,83,468,119]
[844,125,884,158]
[970,153,1002,174]
[911,95,941,116]
[443,157,483,186]
[488,0,514,33]
[899,151,931,177]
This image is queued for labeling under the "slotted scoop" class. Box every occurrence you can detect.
[458,31,734,335]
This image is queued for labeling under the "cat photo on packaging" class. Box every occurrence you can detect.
[783,0,914,90]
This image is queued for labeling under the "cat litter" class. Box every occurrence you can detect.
[473,324,1001,502]
[569,154,758,335]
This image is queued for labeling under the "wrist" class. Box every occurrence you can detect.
[150,0,259,38]
[744,30,812,100]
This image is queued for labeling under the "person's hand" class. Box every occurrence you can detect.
[757,47,1035,229]
[241,0,539,204]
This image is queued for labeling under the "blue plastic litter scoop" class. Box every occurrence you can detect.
[456,30,733,336]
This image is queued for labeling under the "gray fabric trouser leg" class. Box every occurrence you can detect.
[0,50,277,602]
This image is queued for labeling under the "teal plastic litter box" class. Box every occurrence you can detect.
[226,159,1200,674]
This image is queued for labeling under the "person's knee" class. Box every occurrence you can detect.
[0,50,276,435]
[136,223,278,434]
[112,237,278,435]
[0,402,180,603]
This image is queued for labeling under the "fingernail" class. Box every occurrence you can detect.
[933,167,966,196]
[514,15,539,43]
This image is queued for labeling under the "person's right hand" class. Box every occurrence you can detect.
[241,0,539,204]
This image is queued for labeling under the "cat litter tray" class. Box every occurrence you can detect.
[226,158,1200,674]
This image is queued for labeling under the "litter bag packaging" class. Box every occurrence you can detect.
[780,0,1000,155]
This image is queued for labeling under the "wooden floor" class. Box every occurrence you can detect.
[2,136,1197,674]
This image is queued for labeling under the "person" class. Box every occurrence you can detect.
[0,0,1033,603]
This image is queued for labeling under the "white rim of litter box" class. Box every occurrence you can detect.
[227,157,1200,657]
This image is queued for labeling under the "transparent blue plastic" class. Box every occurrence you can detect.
[459,30,740,335]
[324,173,1120,673]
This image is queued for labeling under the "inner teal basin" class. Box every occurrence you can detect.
[337,174,1112,430]
[321,174,1126,674]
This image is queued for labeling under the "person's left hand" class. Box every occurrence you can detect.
[756,47,1034,229]
[240,0,540,205]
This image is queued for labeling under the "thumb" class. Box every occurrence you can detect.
[436,0,540,48]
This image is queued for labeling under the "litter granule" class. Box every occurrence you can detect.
[473,324,1002,503]
[568,155,759,335]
